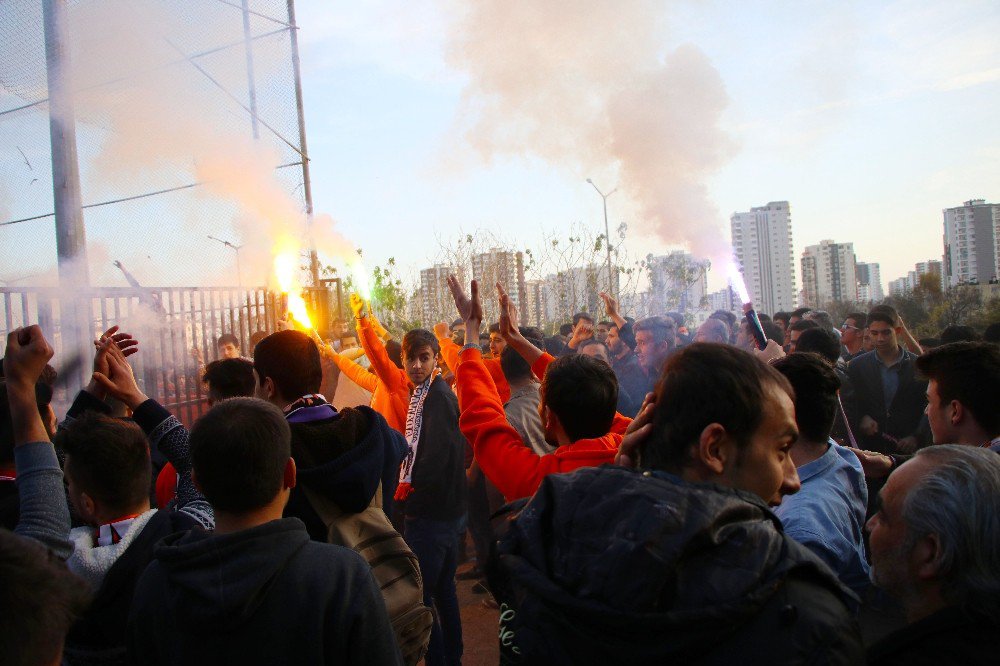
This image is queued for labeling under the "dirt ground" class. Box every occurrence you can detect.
[454,561,500,665]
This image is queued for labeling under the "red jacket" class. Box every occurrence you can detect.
[456,348,621,501]
[356,316,410,433]
[438,336,511,403]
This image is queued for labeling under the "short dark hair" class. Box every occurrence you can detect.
[867,311,895,328]
[984,323,1000,343]
[634,316,676,346]
[500,346,533,383]
[253,330,322,400]
[544,335,567,356]
[869,304,898,323]
[0,364,55,463]
[791,307,812,319]
[597,320,613,328]
[541,354,617,442]
[488,323,501,335]
[57,412,151,515]
[772,353,841,442]
[845,312,867,329]
[916,342,1000,434]
[572,312,594,326]
[203,358,256,401]
[402,329,440,359]
[789,318,819,333]
[0,530,91,666]
[450,318,464,329]
[249,330,268,349]
[190,398,290,513]
[939,324,981,345]
[762,320,784,344]
[919,337,941,350]
[710,309,737,329]
[559,323,573,337]
[773,312,791,325]
[664,312,686,329]
[217,333,240,350]
[385,339,403,369]
[640,343,794,472]
[794,328,841,365]
[520,326,544,343]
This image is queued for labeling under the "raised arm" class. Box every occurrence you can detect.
[352,294,408,394]
[313,330,378,394]
[496,282,544,368]
[93,341,214,529]
[4,326,72,558]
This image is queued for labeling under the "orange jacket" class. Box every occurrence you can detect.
[355,316,409,433]
[456,347,621,501]
[530,352,632,436]
[438,336,511,403]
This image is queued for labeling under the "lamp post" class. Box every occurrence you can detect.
[586,178,617,298]
[207,235,243,289]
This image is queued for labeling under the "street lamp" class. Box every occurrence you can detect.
[207,235,243,289]
[586,178,617,298]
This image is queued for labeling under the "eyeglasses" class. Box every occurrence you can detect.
[841,322,859,331]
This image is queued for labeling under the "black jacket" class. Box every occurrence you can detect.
[65,510,202,665]
[843,349,928,453]
[404,376,468,521]
[285,404,407,542]
[488,465,863,664]
[867,605,999,665]
[127,517,401,666]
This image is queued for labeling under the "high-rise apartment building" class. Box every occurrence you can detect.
[646,251,710,313]
[855,262,883,302]
[943,199,1000,287]
[471,249,527,323]
[730,201,797,314]
[800,240,857,308]
[523,279,544,328]
[418,264,461,325]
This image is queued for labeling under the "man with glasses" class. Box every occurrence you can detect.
[840,312,867,360]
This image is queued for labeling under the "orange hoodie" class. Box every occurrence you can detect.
[530,352,632,437]
[456,347,621,501]
[355,316,409,433]
[438,335,511,403]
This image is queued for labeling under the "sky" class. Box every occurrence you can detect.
[1,0,998,299]
[292,0,1000,293]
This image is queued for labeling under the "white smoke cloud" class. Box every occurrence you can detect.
[444,0,737,264]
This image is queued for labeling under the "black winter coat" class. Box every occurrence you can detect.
[867,605,1000,666]
[488,465,863,665]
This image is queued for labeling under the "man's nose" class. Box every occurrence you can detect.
[780,457,801,497]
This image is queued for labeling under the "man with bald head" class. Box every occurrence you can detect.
[694,318,729,345]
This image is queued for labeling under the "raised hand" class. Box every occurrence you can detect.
[349,293,368,319]
[599,291,625,327]
[433,321,450,340]
[496,283,522,342]
[92,339,147,410]
[3,325,54,391]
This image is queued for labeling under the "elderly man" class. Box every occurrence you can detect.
[866,445,1000,664]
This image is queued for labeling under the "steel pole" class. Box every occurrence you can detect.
[286,0,319,286]
[240,0,261,139]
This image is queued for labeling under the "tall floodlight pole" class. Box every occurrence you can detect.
[42,0,89,389]
[586,179,617,298]
[286,0,319,286]
[208,236,244,289]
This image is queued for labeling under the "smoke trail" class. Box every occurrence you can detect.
[445,0,737,264]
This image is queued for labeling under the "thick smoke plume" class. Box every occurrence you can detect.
[445,0,736,264]
[51,0,351,287]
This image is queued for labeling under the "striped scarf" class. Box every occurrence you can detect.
[395,371,439,500]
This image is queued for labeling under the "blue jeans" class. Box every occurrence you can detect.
[405,516,464,666]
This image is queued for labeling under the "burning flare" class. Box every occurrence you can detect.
[274,237,313,330]
[351,259,372,301]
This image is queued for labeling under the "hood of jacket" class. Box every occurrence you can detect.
[150,518,309,631]
[497,465,852,657]
[288,404,406,514]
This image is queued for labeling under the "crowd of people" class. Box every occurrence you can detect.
[1,278,998,665]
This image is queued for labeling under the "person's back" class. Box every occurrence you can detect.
[128,398,400,665]
[489,343,862,663]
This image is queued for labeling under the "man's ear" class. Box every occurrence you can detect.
[80,492,98,524]
[949,400,964,426]
[263,376,277,401]
[914,532,943,582]
[693,423,729,476]
[283,457,297,490]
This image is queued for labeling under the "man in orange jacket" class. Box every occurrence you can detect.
[447,276,623,501]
